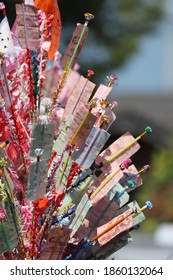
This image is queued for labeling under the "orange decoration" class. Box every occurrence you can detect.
[34,0,55,13]
[37,197,50,214]
[35,0,62,60]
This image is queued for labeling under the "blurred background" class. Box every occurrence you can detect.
[3,0,173,259]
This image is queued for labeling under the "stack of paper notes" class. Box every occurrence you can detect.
[0,0,153,260]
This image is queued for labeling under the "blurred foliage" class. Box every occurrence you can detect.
[3,0,163,80]
[58,0,164,79]
[136,139,173,231]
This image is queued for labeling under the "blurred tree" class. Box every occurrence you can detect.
[135,139,173,231]
[58,0,163,78]
[2,0,163,79]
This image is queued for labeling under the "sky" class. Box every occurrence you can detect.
[114,0,173,95]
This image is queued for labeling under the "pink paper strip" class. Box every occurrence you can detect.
[97,208,133,245]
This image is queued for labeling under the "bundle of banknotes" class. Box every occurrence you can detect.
[0,1,153,260]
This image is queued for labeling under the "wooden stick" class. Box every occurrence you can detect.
[89,167,121,200]
[48,228,63,260]
[91,201,153,242]
[102,128,152,166]
[91,211,133,242]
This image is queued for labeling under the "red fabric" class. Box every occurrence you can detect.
[0,126,10,142]
[6,141,19,165]
[37,198,50,214]
[0,109,10,142]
